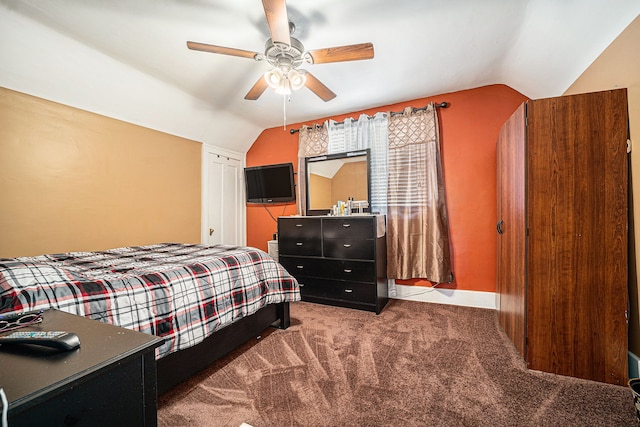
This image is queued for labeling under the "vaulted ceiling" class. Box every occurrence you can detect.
[1,0,639,153]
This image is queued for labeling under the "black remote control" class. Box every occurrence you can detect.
[0,331,80,351]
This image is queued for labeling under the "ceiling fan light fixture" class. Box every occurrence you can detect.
[264,68,284,89]
[264,66,306,95]
[288,68,306,91]
[275,78,291,95]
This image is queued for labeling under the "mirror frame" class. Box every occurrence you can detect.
[305,149,371,216]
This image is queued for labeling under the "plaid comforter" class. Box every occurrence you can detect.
[0,243,300,358]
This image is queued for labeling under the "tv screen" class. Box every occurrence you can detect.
[244,162,296,204]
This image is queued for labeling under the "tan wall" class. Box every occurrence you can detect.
[308,174,332,210]
[332,162,368,203]
[0,87,201,257]
[564,15,640,357]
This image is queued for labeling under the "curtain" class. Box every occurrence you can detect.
[386,104,452,283]
[297,105,452,283]
[296,123,329,215]
[327,113,388,215]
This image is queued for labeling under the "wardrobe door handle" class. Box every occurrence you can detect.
[497,220,504,235]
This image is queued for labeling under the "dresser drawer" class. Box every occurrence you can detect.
[297,278,377,305]
[278,238,321,256]
[278,217,321,239]
[323,218,374,239]
[327,259,375,282]
[280,257,375,283]
[279,256,325,278]
[323,238,374,260]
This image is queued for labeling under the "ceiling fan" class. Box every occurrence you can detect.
[186,0,374,102]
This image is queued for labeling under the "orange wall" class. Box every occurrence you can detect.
[245,127,300,246]
[0,87,202,257]
[247,84,528,293]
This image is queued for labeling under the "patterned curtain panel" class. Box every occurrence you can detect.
[386,104,453,282]
[297,123,329,215]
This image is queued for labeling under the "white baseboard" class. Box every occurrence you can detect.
[630,351,640,379]
[391,283,497,310]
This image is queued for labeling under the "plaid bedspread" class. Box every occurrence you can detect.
[0,243,300,358]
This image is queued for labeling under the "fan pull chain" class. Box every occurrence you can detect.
[283,94,287,130]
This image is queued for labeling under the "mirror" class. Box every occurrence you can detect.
[305,149,370,215]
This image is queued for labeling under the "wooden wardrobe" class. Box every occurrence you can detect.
[496,89,629,385]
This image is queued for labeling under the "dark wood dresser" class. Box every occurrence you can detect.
[0,309,164,426]
[278,215,387,314]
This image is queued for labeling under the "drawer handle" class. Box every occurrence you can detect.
[295,224,303,227]
[344,269,352,273]
[296,265,304,269]
[344,289,353,293]
[299,283,305,287]
[343,244,352,248]
[342,224,351,228]
[296,242,303,246]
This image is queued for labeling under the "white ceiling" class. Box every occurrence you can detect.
[1,0,639,154]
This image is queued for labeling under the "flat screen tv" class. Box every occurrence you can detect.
[244,162,296,204]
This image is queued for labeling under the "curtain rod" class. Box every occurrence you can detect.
[289,102,449,134]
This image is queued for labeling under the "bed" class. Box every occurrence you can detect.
[0,242,300,393]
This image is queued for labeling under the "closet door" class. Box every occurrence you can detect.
[497,103,528,359]
[526,89,628,384]
[203,147,245,246]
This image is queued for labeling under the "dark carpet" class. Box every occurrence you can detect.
[158,299,637,426]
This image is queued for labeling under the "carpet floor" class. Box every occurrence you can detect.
[158,299,637,426]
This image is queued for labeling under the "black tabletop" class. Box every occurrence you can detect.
[0,309,164,411]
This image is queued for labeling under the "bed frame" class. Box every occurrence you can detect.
[156,301,290,394]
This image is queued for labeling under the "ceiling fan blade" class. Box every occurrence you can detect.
[303,72,336,102]
[245,76,269,100]
[262,0,291,46]
[187,41,261,60]
[307,43,374,64]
